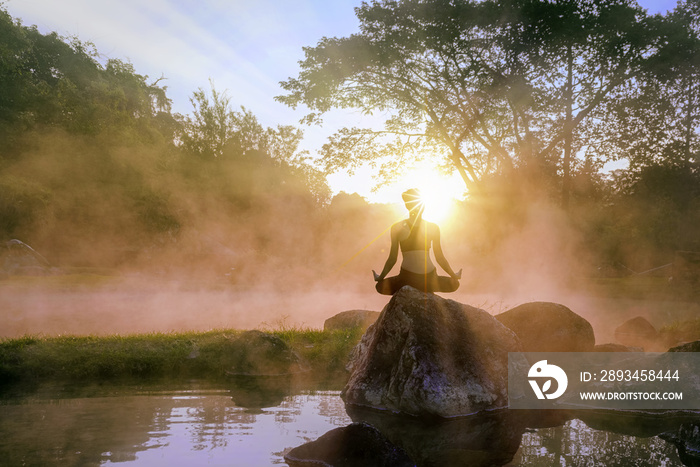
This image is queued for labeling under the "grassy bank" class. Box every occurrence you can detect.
[0,327,365,387]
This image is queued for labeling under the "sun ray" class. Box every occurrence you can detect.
[333,213,403,273]
[389,163,465,224]
[333,163,465,272]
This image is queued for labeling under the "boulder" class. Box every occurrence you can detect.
[342,286,522,417]
[668,340,700,353]
[496,302,595,352]
[284,422,414,467]
[1,239,52,275]
[324,309,380,332]
[614,316,659,350]
[660,422,700,466]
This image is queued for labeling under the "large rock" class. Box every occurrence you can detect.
[614,316,660,350]
[495,302,595,352]
[660,422,700,466]
[342,286,522,418]
[284,422,414,467]
[1,239,52,275]
[668,340,700,353]
[324,309,380,332]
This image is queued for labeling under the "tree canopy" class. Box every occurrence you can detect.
[177,81,330,205]
[278,0,699,205]
[0,8,171,146]
[0,7,330,275]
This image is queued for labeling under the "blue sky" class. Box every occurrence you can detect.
[4,0,363,124]
[3,0,683,199]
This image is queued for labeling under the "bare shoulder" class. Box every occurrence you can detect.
[391,220,409,236]
[391,220,407,231]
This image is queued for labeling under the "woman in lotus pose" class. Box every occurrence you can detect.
[373,188,461,295]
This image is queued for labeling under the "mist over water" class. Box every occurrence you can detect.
[1,280,389,337]
[0,132,695,341]
[4,181,698,342]
[0,55,696,344]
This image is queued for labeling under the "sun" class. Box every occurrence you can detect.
[389,164,466,224]
[328,161,467,223]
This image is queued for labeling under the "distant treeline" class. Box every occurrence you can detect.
[1,5,699,288]
[0,7,338,282]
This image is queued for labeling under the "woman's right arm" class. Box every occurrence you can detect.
[375,224,400,281]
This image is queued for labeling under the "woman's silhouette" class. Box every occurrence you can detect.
[373,188,461,295]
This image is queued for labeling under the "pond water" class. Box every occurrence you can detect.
[0,380,695,466]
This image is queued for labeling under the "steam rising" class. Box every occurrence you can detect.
[2,131,699,341]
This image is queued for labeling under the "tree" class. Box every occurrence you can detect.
[278,0,665,204]
[178,82,330,204]
[178,81,237,158]
[604,0,700,171]
[0,7,171,147]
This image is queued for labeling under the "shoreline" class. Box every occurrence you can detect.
[0,327,364,388]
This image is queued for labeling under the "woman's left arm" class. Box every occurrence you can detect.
[432,223,461,279]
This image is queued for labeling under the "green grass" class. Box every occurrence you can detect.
[0,327,365,387]
[270,326,364,374]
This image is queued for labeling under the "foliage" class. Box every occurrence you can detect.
[0,6,329,273]
[2,3,700,281]
[568,162,700,274]
[0,175,52,238]
[178,81,239,159]
[178,81,330,205]
[616,165,700,255]
[659,318,700,344]
[278,0,692,204]
[0,328,362,385]
[0,9,170,148]
[605,0,700,170]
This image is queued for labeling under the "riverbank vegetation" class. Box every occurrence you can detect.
[3,314,700,390]
[0,326,364,387]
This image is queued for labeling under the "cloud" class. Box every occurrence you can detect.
[5,0,360,123]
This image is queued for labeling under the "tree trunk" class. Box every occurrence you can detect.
[562,43,574,210]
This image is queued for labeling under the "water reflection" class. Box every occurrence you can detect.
[0,381,698,466]
[227,375,292,411]
[347,407,521,466]
[0,381,352,466]
[339,406,697,466]
[513,419,684,465]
